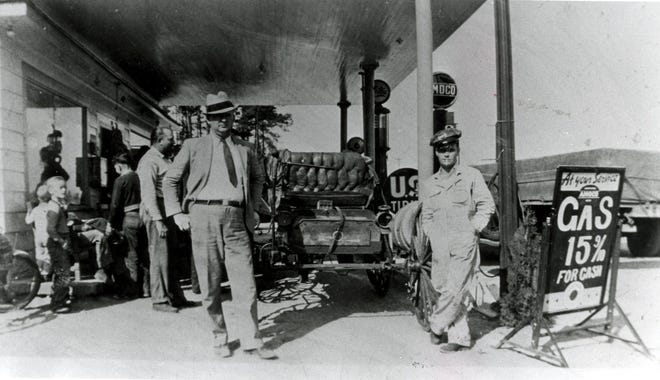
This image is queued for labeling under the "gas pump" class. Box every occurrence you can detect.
[373,79,391,187]
[374,104,390,185]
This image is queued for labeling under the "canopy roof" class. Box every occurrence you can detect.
[30,0,484,106]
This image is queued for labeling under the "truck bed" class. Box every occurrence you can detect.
[473,148,660,206]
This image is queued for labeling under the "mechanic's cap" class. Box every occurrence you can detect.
[429,127,462,146]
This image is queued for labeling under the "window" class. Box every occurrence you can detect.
[25,80,87,206]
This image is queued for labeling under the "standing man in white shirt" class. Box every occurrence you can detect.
[163,91,275,359]
[137,126,188,312]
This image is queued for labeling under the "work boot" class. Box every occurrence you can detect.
[439,343,470,353]
[214,345,232,358]
[429,332,446,345]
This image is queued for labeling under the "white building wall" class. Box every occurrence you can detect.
[0,38,30,247]
[0,7,170,249]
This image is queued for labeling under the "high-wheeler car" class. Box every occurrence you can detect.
[253,148,396,296]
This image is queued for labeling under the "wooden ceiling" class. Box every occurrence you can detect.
[30,0,484,106]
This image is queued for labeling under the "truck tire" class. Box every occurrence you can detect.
[627,218,660,257]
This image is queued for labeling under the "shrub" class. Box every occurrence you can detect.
[499,209,543,327]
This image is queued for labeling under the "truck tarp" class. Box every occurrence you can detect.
[473,148,660,206]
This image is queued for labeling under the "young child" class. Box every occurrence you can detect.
[25,184,51,278]
[45,176,72,313]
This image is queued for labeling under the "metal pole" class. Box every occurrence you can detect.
[415,0,434,199]
[432,109,447,173]
[605,219,623,340]
[532,218,552,349]
[338,100,351,151]
[494,0,517,296]
[360,61,378,162]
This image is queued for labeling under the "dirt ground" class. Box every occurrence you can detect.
[1,250,659,379]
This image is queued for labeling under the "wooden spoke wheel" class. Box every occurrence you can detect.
[366,235,394,297]
[3,253,42,309]
[405,218,436,332]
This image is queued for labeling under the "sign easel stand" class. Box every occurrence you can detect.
[562,220,652,356]
[496,219,653,367]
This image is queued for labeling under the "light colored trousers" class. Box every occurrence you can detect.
[144,200,185,305]
[189,203,262,350]
[424,224,478,347]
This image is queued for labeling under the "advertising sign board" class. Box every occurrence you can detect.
[498,166,650,366]
[543,166,625,314]
[374,79,391,104]
[432,72,457,109]
[384,168,418,213]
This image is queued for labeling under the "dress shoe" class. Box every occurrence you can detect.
[152,303,179,313]
[439,343,470,353]
[52,305,71,314]
[429,332,446,345]
[214,345,232,358]
[244,347,278,360]
[173,300,202,309]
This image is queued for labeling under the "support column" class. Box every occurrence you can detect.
[360,61,378,162]
[337,99,351,151]
[415,0,434,199]
[494,0,518,296]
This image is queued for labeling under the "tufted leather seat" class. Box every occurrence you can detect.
[277,150,375,207]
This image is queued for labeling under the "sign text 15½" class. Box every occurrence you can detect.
[565,234,607,266]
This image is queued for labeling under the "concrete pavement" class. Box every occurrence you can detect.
[1,257,659,379]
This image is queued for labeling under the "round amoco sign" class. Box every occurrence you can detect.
[374,79,391,104]
[432,72,457,109]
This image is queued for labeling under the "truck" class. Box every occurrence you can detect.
[473,148,660,257]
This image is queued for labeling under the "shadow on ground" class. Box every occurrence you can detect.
[257,270,412,349]
[0,294,136,335]
[256,270,501,350]
[469,309,501,342]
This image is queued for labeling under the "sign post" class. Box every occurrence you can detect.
[431,72,457,172]
[496,166,653,367]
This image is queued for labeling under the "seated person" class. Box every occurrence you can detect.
[68,216,108,281]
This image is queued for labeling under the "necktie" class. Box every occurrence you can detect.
[222,138,238,187]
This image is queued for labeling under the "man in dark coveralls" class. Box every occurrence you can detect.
[163,91,276,359]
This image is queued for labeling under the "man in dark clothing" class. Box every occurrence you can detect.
[40,130,70,183]
[107,152,148,298]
